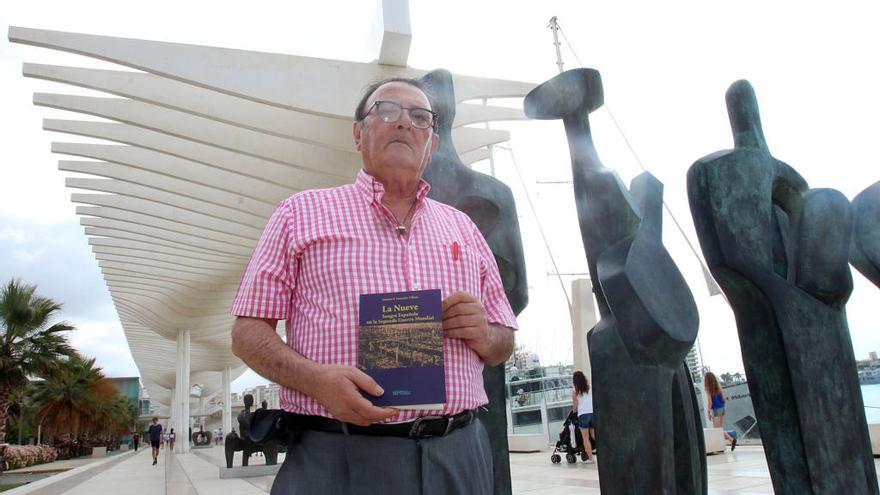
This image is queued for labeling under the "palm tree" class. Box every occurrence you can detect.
[31,354,136,439]
[31,354,103,438]
[720,372,734,386]
[0,279,75,443]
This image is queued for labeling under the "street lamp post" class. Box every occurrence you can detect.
[17,400,24,445]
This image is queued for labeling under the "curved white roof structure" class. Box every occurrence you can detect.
[9,19,535,451]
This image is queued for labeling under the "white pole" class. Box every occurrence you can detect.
[548,16,564,74]
[540,394,550,443]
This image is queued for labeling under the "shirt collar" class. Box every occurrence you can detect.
[355,168,431,207]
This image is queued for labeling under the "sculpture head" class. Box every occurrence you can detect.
[524,68,603,120]
[419,69,455,137]
[243,393,254,408]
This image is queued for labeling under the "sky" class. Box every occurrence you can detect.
[2,1,880,393]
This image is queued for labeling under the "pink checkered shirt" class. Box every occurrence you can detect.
[232,169,518,422]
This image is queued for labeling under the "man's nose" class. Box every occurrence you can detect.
[396,111,414,129]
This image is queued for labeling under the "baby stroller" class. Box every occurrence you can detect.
[550,411,591,464]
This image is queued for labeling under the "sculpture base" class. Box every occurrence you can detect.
[507,434,546,453]
[219,464,281,478]
[191,444,212,450]
[703,428,725,455]
[869,422,880,456]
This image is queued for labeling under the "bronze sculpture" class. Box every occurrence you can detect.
[420,69,529,495]
[223,394,278,468]
[524,68,704,494]
[687,80,877,494]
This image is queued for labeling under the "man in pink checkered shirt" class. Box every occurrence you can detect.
[231,77,517,494]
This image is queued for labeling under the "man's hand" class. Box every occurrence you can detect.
[443,291,514,366]
[442,291,490,345]
[231,317,396,426]
[305,364,398,426]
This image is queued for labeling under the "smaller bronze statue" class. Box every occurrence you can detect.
[223,394,278,468]
[192,425,211,447]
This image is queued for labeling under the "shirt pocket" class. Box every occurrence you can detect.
[415,239,482,299]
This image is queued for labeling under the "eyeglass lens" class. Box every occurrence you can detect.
[375,101,434,129]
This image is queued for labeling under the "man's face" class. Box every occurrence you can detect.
[353,82,439,184]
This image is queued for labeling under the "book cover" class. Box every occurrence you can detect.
[358,289,445,409]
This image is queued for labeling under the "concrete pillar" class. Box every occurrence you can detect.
[175,329,191,453]
[170,386,177,439]
[540,394,550,443]
[571,278,598,382]
[505,394,514,435]
[222,366,232,436]
[198,397,205,433]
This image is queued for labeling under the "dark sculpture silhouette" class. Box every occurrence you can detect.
[851,181,880,288]
[192,425,210,446]
[687,80,877,494]
[223,394,278,468]
[419,69,528,495]
[524,68,704,494]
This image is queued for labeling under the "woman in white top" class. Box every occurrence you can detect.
[572,370,595,463]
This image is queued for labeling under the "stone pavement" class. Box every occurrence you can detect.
[3,443,879,494]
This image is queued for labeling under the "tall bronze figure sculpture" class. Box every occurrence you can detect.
[419,69,528,495]
[687,80,877,494]
[851,181,880,288]
[524,69,704,494]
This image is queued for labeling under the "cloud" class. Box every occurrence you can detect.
[0,216,117,322]
[0,227,28,244]
[69,319,139,377]
[0,215,138,377]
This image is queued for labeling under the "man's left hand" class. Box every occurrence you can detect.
[442,291,514,366]
[443,291,489,344]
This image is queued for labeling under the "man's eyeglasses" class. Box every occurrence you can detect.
[365,101,437,130]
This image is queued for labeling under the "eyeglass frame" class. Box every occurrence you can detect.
[362,100,438,131]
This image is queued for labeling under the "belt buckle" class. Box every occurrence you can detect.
[409,415,451,438]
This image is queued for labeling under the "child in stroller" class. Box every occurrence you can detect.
[550,411,593,464]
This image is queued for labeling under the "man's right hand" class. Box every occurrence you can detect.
[306,364,398,426]
[231,317,397,426]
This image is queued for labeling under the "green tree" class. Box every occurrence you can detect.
[30,354,119,438]
[0,279,75,443]
[720,372,734,386]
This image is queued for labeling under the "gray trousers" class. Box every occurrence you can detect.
[270,419,493,495]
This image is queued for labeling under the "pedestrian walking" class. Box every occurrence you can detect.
[148,417,163,465]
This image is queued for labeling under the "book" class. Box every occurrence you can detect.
[357,289,446,409]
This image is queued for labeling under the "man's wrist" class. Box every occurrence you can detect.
[296,360,325,398]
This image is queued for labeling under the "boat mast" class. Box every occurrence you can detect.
[548,16,565,74]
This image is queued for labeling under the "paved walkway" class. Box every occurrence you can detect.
[3,443,879,494]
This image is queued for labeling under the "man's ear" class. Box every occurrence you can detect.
[353,121,363,151]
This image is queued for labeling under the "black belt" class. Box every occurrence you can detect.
[294,409,478,439]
